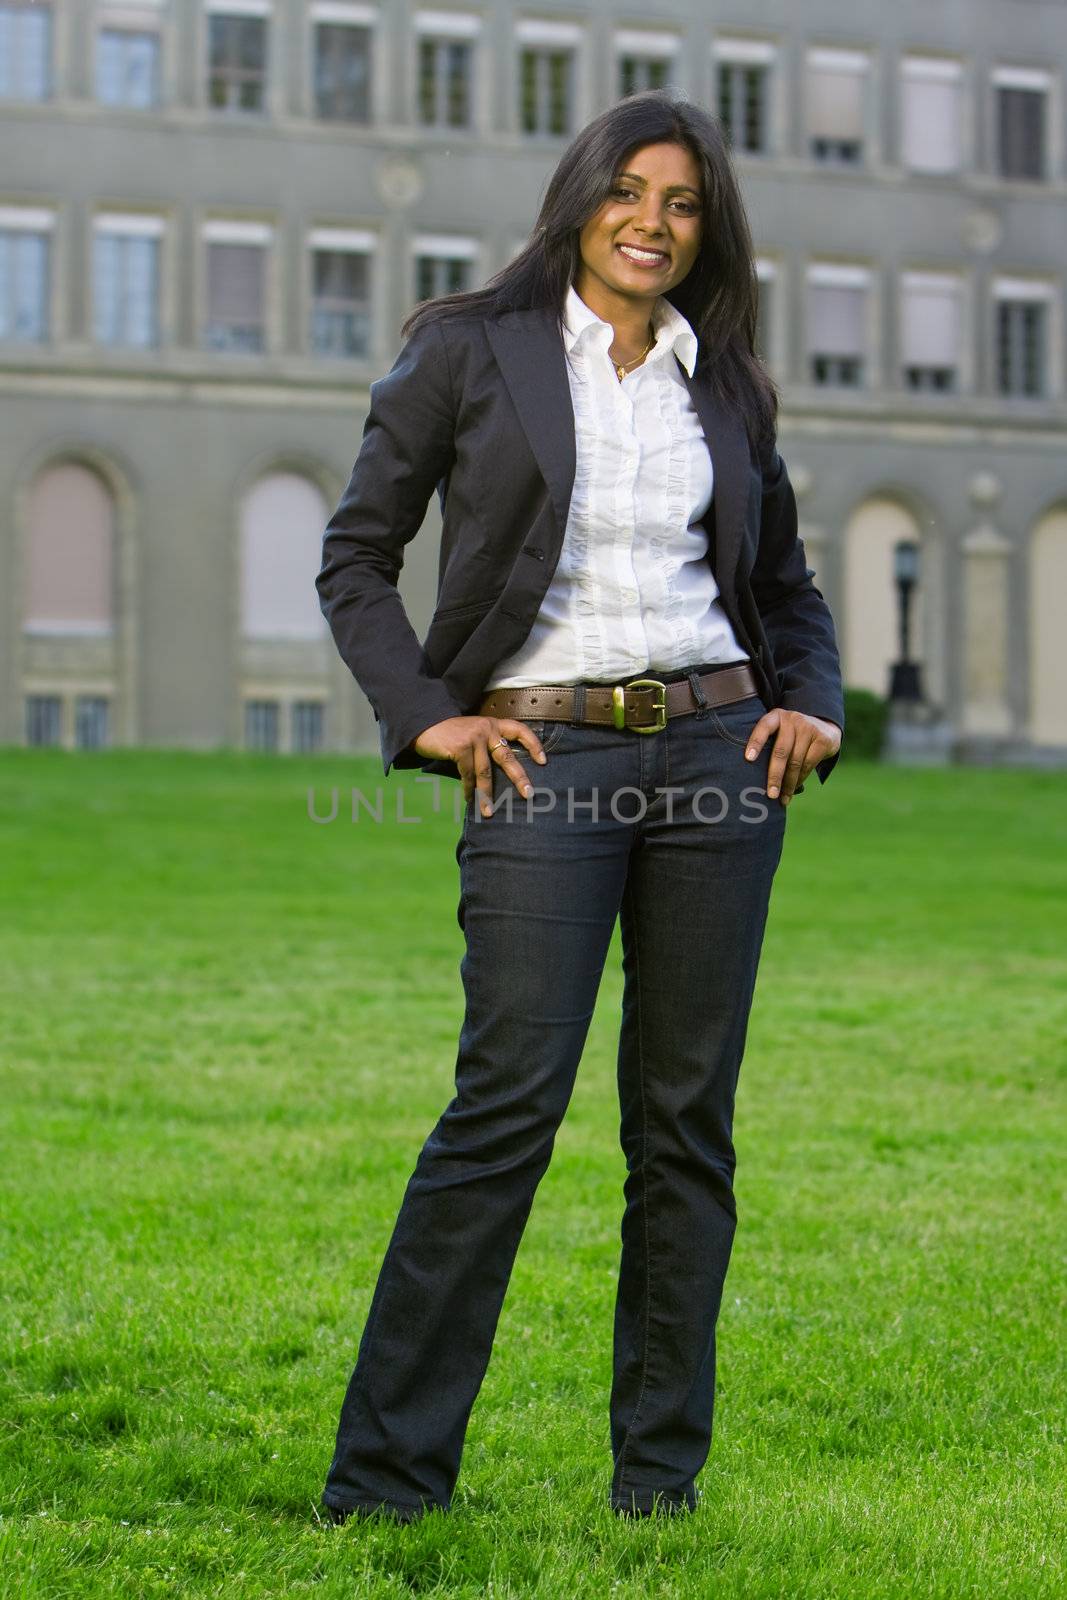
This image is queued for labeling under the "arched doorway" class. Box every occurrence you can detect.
[843,496,931,701]
[22,460,119,748]
[1029,507,1067,747]
[238,470,331,753]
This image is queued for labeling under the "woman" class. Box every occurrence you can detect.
[316,89,844,1526]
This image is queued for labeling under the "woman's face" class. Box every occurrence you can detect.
[575,141,704,308]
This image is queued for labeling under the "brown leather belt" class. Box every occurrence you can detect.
[477,662,760,734]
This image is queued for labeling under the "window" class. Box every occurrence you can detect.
[23,690,114,749]
[245,700,279,751]
[207,6,268,113]
[310,230,371,357]
[25,695,61,746]
[75,696,110,750]
[901,272,961,392]
[240,473,330,640]
[203,222,270,352]
[0,207,51,342]
[313,17,371,122]
[997,302,1045,394]
[416,20,475,127]
[516,20,580,137]
[0,1,51,101]
[619,54,670,97]
[615,32,676,99]
[292,701,324,753]
[25,463,115,636]
[900,57,962,174]
[413,238,473,305]
[755,260,776,365]
[245,698,324,753]
[414,253,469,301]
[719,64,768,155]
[716,40,774,155]
[97,27,160,108]
[93,215,161,348]
[807,264,870,387]
[808,47,868,166]
[994,279,1051,397]
[994,67,1049,180]
[520,48,573,135]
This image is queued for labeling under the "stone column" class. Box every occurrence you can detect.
[788,460,832,592]
[960,472,1013,737]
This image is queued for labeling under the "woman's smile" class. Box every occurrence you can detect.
[616,243,671,269]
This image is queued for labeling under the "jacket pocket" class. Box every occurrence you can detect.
[433,591,502,622]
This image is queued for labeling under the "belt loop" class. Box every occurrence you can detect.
[685,669,709,718]
[570,683,586,728]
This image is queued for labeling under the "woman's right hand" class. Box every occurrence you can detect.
[411,717,549,816]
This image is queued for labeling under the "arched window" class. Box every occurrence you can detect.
[24,461,114,634]
[240,471,329,639]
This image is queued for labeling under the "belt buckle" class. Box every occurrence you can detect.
[612,677,667,734]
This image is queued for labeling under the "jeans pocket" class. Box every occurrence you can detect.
[706,694,766,748]
[512,717,567,755]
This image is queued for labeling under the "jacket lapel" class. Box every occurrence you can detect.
[483,303,751,604]
[675,362,751,604]
[483,308,577,549]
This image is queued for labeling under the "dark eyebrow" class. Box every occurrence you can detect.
[616,171,702,199]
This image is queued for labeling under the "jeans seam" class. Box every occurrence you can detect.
[325,1224,405,1499]
[643,727,671,818]
[614,872,653,1498]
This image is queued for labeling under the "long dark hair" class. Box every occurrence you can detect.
[400,88,779,455]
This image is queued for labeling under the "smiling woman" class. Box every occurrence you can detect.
[575,142,705,375]
[315,86,845,1530]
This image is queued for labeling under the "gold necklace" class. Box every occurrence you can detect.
[613,321,655,382]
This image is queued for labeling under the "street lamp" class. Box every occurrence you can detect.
[888,538,923,702]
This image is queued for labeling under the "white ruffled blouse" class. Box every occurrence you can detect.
[486,281,750,689]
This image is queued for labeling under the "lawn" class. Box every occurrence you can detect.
[0,749,1064,1598]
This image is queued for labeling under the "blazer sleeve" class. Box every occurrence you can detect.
[316,317,468,775]
[751,439,845,786]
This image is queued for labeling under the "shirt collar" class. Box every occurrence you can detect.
[562,281,698,378]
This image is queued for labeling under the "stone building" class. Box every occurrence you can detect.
[1,0,1065,758]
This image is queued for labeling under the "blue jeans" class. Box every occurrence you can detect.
[322,667,788,1518]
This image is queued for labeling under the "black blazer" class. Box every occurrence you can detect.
[316,305,846,787]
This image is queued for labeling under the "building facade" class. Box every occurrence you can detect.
[1,0,1066,758]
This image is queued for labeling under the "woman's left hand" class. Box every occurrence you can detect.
[744,710,843,804]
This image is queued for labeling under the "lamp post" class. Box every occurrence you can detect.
[888,538,923,702]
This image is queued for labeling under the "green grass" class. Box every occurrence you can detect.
[0,749,1064,1598]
